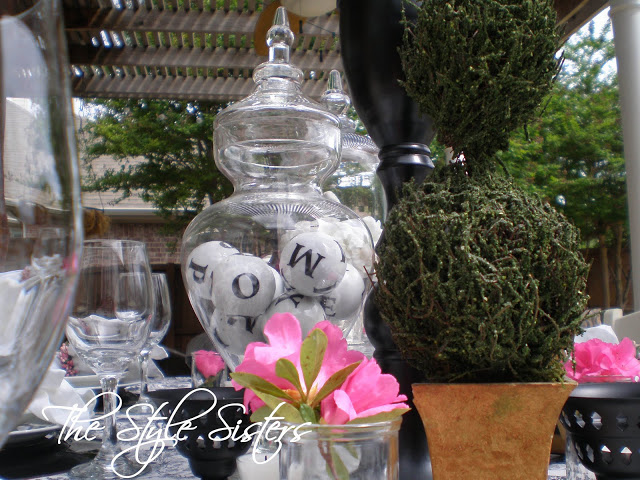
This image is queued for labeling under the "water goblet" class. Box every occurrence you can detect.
[65,239,153,480]
[134,272,171,411]
[0,0,83,448]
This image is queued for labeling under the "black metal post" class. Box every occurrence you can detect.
[338,1,436,478]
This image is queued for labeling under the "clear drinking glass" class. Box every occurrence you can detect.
[0,0,83,448]
[135,272,171,409]
[65,239,153,479]
[279,419,401,480]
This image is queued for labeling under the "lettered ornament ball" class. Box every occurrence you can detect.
[185,241,239,299]
[260,293,326,336]
[211,253,276,317]
[320,264,366,320]
[279,232,347,297]
[269,265,286,300]
[211,310,264,355]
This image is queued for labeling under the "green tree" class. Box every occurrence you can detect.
[79,98,232,231]
[498,20,628,308]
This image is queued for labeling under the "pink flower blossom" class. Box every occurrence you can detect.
[321,358,409,424]
[233,313,365,412]
[194,350,225,379]
[564,338,640,382]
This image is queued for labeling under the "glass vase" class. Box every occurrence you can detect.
[180,8,374,371]
[279,419,401,480]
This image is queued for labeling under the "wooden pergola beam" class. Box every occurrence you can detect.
[64,7,339,41]
[72,73,332,101]
[63,0,608,101]
[555,0,609,41]
[68,45,342,74]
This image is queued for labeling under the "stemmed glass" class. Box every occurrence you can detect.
[0,0,83,447]
[134,272,171,411]
[65,239,153,479]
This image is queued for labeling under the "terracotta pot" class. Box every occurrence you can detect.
[412,383,576,480]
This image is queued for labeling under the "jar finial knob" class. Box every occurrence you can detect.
[253,6,303,83]
[321,69,356,131]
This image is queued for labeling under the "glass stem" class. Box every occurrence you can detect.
[100,376,119,449]
[139,350,150,398]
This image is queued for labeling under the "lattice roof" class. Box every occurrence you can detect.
[62,0,608,102]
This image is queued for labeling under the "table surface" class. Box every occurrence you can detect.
[0,377,570,480]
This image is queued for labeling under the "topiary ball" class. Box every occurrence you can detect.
[400,0,560,162]
[374,166,589,383]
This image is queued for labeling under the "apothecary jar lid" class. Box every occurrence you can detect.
[213,7,341,190]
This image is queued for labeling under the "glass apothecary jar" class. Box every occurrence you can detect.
[321,70,386,227]
[180,8,375,370]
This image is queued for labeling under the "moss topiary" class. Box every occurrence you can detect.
[375,165,589,383]
[372,0,589,383]
[399,0,560,163]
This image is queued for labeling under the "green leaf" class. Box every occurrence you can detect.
[299,403,318,424]
[249,406,273,423]
[347,408,410,425]
[252,390,304,423]
[327,444,350,480]
[230,372,296,404]
[310,361,361,407]
[300,329,328,392]
[276,358,305,399]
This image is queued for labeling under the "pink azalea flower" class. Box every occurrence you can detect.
[232,313,365,412]
[321,358,409,424]
[564,338,640,382]
[194,350,225,379]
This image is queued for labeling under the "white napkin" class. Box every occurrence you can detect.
[575,325,619,344]
[27,365,95,427]
[0,271,39,357]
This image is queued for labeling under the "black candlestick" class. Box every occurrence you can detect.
[339,1,436,479]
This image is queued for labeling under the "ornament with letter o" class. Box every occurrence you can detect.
[211,253,276,316]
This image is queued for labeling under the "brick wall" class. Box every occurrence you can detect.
[101,222,182,265]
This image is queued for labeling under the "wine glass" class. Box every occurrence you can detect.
[65,239,153,479]
[0,0,83,448]
[134,272,171,411]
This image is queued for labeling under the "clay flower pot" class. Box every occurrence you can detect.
[412,383,576,480]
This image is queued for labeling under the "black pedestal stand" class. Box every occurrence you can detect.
[339,1,436,478]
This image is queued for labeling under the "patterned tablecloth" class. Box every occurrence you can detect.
[0,377,570,480]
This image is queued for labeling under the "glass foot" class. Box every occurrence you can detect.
[129,396,156,415]
[69,445,151,479]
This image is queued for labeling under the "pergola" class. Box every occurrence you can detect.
[62,0,609,102]
[68,0,640,314]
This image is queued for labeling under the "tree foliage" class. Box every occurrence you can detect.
[498,21,625,243]
[498,20,628,308]
[79,98,232,230]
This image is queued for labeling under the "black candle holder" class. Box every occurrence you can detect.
[148,387,251,480]
[561,382,640,480]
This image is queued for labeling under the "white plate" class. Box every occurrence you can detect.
[5,421,61,447]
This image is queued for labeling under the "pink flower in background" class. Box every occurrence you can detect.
[321,358,409,424]
[194,350,225,379]
[232,313,365,412]
[564,337,640,382]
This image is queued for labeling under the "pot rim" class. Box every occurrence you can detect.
[280,416,403,432]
